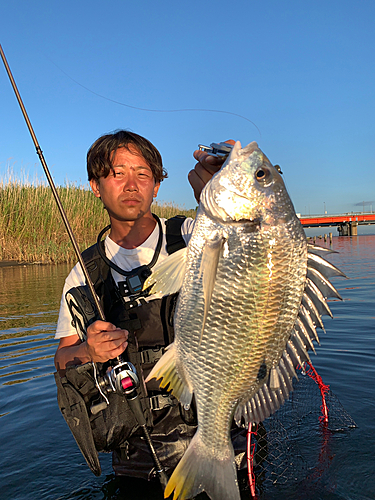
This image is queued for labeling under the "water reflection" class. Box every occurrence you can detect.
[0,263,70,387]
[0,237,374,500]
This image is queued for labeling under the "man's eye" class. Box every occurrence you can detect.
[113,171,124,177]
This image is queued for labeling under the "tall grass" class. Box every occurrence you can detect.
[0,172,197,263]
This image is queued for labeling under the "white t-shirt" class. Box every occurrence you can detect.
[55,217,194,339]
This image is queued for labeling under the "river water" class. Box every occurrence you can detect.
[0,236,374,500]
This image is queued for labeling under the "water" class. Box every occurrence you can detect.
[1,236,374,500]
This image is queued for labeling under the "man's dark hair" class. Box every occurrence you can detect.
[87,130,168,183]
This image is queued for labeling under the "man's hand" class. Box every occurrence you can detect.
[188,140,236,203]
[54,321,129,373]
[86,320,129,363]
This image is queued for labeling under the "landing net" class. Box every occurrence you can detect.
[244,363,357,498]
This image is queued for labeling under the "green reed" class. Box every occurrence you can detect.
[0,174,197,263]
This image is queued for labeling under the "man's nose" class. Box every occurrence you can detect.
[123,172,138,191]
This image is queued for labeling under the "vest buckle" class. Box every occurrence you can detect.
[149,393,175,411]
[140,347,165,365]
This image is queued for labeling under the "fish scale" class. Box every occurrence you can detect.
[145,141,342,500]
[176,214,305,450]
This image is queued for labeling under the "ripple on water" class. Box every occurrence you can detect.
[1,240,375,499]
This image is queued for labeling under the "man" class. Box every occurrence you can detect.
[54,130,231,479]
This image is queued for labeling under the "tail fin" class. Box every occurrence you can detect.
[165,433,240,500]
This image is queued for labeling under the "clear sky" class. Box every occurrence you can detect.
[1,0,374,216]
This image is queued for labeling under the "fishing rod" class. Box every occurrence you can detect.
[0,44,168,488]
[0,44,103,316]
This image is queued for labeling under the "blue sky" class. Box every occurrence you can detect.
[1,0,374,216]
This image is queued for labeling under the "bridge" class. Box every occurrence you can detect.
[299,212,375,236]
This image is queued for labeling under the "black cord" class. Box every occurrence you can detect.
[96,214,163,276]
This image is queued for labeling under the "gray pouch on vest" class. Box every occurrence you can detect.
[55,370,101,475]
[55,363,151,476]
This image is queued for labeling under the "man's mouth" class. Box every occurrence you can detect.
[121,197,141,205]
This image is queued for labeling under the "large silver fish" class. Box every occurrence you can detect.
[145,141,345,500]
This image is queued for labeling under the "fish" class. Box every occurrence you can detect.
[144,141,346,500]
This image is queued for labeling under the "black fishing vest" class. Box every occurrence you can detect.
[80,215,187,388]
[54,215,192,476]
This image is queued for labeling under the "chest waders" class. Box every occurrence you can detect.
[54,215,197,479]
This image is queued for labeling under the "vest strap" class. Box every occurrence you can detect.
[140,347,165,365]
[149,393,176,411]
[165,215,187,254]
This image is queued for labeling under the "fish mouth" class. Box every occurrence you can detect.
[233,217,262,232]
[235,217,261,225]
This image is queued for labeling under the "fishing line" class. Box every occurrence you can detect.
[0,44,169,489]
[48,58,262,137]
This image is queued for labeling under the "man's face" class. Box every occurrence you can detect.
[90,146,160,222]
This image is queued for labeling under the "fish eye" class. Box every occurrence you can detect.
[255,167,270,182]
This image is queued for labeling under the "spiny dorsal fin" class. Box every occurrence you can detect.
[234,351,296,426]
[308,252,348,279]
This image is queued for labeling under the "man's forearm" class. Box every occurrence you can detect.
[54,321,129,375]
[54,339,91,374]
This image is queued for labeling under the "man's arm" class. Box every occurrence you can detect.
[54,320,128,374]
[189,140,236,203]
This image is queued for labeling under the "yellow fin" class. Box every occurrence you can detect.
[164,433,240,500]
[145,343,193,406]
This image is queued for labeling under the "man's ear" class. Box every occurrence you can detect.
[90,179,101,198]
[153,181,160,198]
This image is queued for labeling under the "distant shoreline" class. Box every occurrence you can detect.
[0,180,197,264]
[0,260,24,267]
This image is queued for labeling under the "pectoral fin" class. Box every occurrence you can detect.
[143,247,187,295]
[146,343,193,407]
[199,236,226,343]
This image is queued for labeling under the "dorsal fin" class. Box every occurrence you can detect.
[234,246,346,426]
[234,351,296,426]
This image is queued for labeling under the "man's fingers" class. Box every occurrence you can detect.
[188,170,205,203]
[193,150,224,175]
[85,321,129,363]
[87,321,128,339]
[188,155,225,203]
[104,337,128,356]
[87,320,118,335]
[98,329,128,342]
[86,335,128,363]
[108,341,128,359]
[188,165,209,189]
[193,140,236,174]
[188,160,221,203]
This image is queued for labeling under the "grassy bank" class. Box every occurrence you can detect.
[0,176,196,263]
